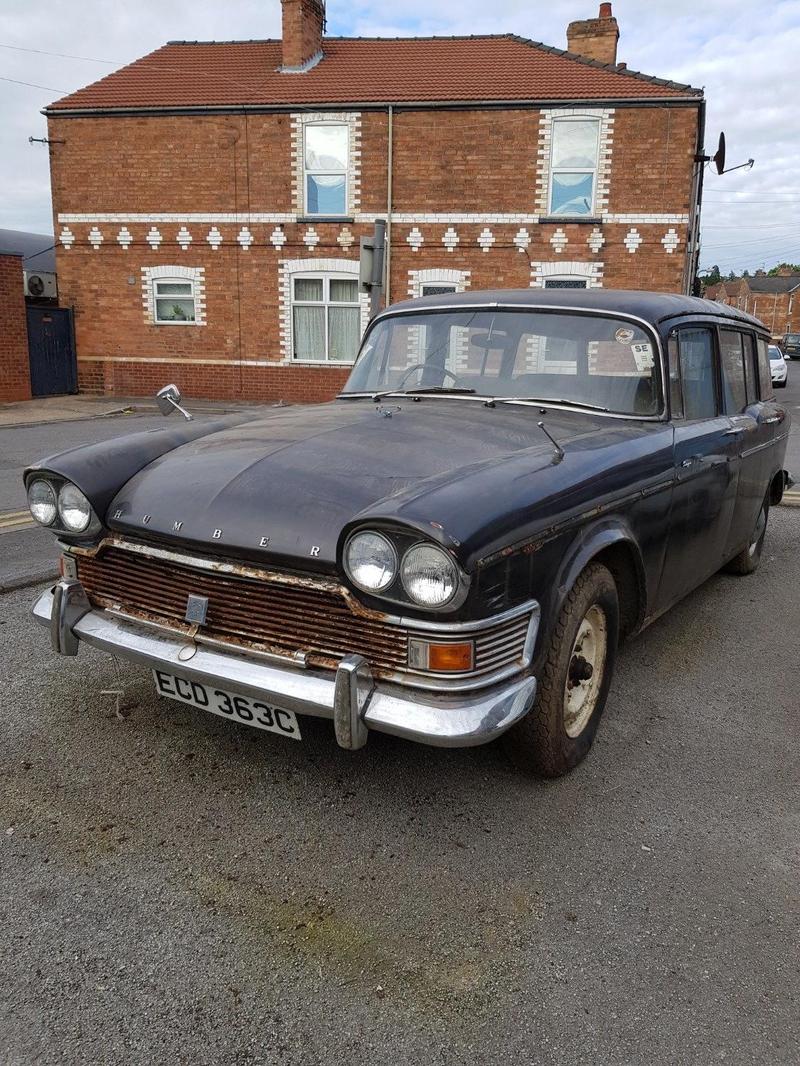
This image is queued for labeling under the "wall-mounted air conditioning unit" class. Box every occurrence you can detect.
[23,270,58,299]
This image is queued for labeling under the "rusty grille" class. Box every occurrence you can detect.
[76,545,408,675]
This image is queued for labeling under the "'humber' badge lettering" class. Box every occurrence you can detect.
[142,515,151,524]
[173,520,183,532]
[212,529,223,539]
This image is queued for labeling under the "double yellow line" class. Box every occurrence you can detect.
[0,509,35,534]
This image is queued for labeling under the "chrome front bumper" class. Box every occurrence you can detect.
[33,581,537,750]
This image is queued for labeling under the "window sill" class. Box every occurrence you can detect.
[296,216,355,225]
[286,359,356,367]
[540,216,603,226]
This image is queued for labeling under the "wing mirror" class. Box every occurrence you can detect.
[156,384,193,422]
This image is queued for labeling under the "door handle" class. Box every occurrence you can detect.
[762,414,782,425]
[681,456,701,467]
[724,426,745,436]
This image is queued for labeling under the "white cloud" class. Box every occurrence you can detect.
[1,0,797,273]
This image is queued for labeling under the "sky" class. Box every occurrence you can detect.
[1,0,799,277]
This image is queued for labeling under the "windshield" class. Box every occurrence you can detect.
[785,334,800,343]
[769,347,783,361]
[342,309,662,416]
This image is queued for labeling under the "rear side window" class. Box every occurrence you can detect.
[741,334,758,404]
[756,338,774,399]
[719,330,748,413]
[678,328,716,420]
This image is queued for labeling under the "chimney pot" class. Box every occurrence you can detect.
[281,0,325,71]
[566,4,620,66]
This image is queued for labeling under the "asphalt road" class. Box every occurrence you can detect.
[1,513,799,1063]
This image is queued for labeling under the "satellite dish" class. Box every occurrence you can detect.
[713,132,726,176]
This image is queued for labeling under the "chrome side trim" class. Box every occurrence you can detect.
[32,587,536,750]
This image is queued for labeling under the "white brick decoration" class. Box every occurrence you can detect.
[302,227,319,249]
[59,226,74,249]
[624,228,643,253]
[477,227,495,252]
[237,226,253,250]
[407,227,424,252]
[117,227,132,249]
[587,227,605,253]
[146,227,162,250]
[277,257,368,363]
[176,226,192,251]
[290,111,361,215]
[513,228,531,253]
[661,228,680,254]
[603,213,689,225]
[337,226,354,249]
[550,228,568,253]
[206,226,223,250]
[535,108,615,217]
[442,227,459,252]
[270,227,287,249]
[529,260,604,289]
[141,264,206,326]
[406,268,471,299]
[88,226,103,250]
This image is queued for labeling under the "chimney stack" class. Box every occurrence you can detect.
[566,3,620,66]
[281,0,325,71]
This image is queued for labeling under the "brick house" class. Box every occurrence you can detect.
[705,269,800,341]
[0,252,33,403]
[44,1,705,402]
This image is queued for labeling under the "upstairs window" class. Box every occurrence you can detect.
[304,123,348,216]
[292,275,360,362]
[153,278,196,324]
[549,118,600,217]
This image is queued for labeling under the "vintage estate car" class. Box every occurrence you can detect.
[26,290,791,777]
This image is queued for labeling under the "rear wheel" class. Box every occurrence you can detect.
[504,562,619,778]
[724,497,769,575]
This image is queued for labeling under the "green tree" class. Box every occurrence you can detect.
[768,262,800,276]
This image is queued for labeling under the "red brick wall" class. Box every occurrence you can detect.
[48,102,699,402]
[0,254,32,403]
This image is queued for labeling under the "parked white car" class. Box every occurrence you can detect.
[769,345,788,388]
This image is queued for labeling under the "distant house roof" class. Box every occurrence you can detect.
[44,35,701,114]
[745,275,800,294]
[0,229,55,272]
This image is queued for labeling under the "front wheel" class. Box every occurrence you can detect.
[504,562,619,778]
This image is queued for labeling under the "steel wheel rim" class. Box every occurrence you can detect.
[748,505,767,558]
[563,604,607,738]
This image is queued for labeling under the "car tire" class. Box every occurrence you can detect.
[724,496,769,575]
[504,562,619,778]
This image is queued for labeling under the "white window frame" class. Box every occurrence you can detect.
[548,116,601,218]
[303,122,349,218]
[152,276,197,325]
[291,272,361,363]
[141,265,205,327]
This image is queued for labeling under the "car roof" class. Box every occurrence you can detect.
[379,288,767,331]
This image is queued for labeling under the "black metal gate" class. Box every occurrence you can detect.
[27,306,77,397]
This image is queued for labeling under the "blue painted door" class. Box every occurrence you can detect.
[27,306,77,396]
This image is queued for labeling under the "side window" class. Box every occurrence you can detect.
[741,333,758,404]
[719,330,748,413]
[756,338,774,400]
[667,334,683,418]
[678,328,716,420]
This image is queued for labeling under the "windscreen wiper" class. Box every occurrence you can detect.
[484,396,609,412]
[403,386,477,396]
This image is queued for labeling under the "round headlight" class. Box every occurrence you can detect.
[28,479,57,526]
[401,544,459,607]
[345,531,397,592]
[58,483,92,533]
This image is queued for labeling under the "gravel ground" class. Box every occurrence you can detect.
[1,510,798,1065]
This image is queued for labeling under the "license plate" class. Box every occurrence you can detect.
[152,670,301,740]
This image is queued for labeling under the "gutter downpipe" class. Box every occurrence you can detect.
[385,104,393,309]
[686,97,706,296]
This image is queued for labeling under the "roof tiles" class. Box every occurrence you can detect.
[46,35,701,112]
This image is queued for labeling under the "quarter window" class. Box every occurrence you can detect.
[719,330,748,413]
[292,275,360,362]
[678,329,717,420]
[153,278,196,324]
[756,338,774,400]
[304,124,348,216]
[549,118,600,217]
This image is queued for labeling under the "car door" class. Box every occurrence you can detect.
[722,331,786,557]
[658,325,740,606]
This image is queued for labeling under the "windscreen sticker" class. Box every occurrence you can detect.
[630,342,655,371]
[615,327,635,344]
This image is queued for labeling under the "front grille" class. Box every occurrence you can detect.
[75,540,533,686]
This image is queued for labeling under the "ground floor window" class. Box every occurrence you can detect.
[292,275,360,362]
[544,278,588,289]
[141,265,205,327]
[153,278,196,323]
